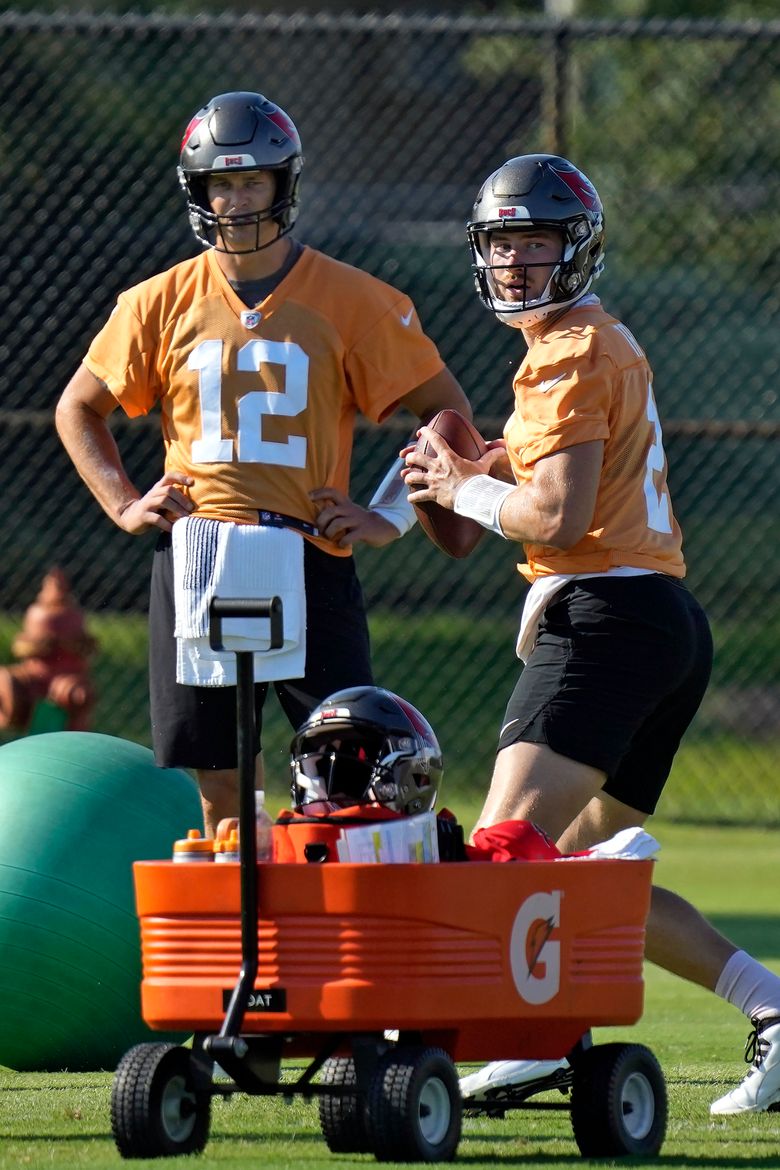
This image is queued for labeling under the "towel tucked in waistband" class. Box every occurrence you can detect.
[172,516,306,686]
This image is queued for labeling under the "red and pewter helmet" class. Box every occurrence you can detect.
[178,90,303,252]
[290,686,443,816]
[467,154,605,328]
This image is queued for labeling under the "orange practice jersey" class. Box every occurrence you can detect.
[84,246,444,555]
[504,298,685,581]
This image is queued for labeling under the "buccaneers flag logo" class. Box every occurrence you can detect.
[550,164,601,211]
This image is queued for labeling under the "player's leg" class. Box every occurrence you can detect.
[554,587,780,1112]
[471,741,605,842]
[149,532,269,836]
[556,787,647,851]
[647,884,780,1114]
[463,579,652,1103]
[195,760,264,838]
[463,575,712,1105]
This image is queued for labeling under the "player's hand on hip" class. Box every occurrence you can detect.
[117,472,195,535]
[310,487,398,549]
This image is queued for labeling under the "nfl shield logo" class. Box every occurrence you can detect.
[240,310,263,329]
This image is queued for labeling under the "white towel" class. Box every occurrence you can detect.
[172,516,306,686]
[583,826,660,861]
[556,826,660,863]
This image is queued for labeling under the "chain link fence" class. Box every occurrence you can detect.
[0,11,777,823]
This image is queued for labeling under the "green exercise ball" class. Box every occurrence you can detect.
[0,732,203,1071]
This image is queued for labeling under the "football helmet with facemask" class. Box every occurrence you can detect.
[178,90,303,253]
[290,686,443,816]
[468,154,605,329]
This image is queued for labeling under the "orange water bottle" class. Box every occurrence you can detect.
[214,829,241,863]
[172,828,214,862]
[216,817,239,842]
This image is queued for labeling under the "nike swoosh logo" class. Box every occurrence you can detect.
[536,373,567,394]
[400,308,414,326]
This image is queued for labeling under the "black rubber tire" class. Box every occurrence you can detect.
[318,1056,372,1153]
[367,1046,461,1163]
[570,1042,667,1157]
[111,1042,211,1159]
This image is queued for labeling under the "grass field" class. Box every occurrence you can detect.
[1,821,778,1169]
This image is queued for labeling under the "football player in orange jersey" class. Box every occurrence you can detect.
[404,155,780,1115]
[55,91,470,839]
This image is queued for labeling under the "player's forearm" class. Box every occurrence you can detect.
[367,456,416,537]
[55,399,141,526]
[456,444,601,546]
[453,475,571,546]
[497,482,575,547]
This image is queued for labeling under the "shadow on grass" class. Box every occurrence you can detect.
[708,915,780,961]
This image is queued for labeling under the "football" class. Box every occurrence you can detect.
[413,409,488,559]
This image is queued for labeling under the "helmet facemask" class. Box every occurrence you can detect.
[178,161,302,254]
[472,226,562,326]
[290,688,442,816]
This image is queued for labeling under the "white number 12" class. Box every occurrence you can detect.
[188,338,308,467]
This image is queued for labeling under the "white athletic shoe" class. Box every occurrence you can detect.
[710,1017,780,1115]
[459,1058,569,1103]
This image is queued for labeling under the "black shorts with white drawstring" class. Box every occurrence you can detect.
[497,574,713,814]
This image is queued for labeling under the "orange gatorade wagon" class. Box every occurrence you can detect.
[111,598,667,1165]
[134,856,652,1061]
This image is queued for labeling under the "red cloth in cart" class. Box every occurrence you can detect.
[465,819,561,863]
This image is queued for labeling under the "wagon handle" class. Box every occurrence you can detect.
[208,596,283,652]
[208,596,283,1042]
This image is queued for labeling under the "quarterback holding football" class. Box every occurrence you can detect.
[404,154,780,1117]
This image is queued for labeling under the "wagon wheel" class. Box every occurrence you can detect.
[111,1042,211,1158]
[570,1042,667,1157]
[318,1056,372,1153]
[367,1045,461,1163]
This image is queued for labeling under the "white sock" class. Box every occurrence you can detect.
[715,950,780,1021]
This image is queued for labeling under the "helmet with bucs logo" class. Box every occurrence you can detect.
[290,686,443,816]
[178,90,303,252]
[467,154,605,329]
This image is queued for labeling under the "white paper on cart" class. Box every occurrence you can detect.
[335,812,440,863]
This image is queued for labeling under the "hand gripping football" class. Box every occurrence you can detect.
[413,409,488,559]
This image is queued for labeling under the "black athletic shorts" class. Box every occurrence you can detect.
[149,533,373,769]
[497,574,713,815]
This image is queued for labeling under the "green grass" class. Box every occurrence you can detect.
[1,823,778,1168]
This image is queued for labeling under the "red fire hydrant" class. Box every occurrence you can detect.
[0,567,97,732]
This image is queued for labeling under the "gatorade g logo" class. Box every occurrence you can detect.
[510,890,561,1004]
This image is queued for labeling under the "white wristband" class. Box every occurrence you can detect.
[368,456,417,537]
[453,475,514,537]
